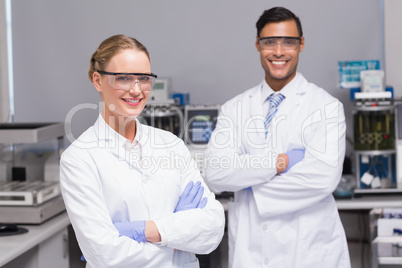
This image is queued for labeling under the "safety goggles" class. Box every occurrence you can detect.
[97,70,158,92]
[258,36,301,50]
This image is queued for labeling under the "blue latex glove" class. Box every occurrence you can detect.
[80,221,146,261]
[285,149,305,172]
[174,181,207,212]
[114,221,146,242]
[198,195,208,208]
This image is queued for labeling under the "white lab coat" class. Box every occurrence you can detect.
[60,115,225,268]
[205,73,351,268]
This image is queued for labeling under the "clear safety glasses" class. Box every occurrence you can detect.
[258,36,301,50]
[97,70,158,92]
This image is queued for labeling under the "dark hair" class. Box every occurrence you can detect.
[256,7,303,37]
[88,34,150,82]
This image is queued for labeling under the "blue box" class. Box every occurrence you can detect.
[173,93,190,105]
[338,60,380,89]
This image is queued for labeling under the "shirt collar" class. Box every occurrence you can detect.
[94,114,144,149]
[260,72,302,103]
[260,79,275,104]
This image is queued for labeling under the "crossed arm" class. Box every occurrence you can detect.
[114,181,207,243]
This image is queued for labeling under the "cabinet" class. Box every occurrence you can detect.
[0,213,70,268]
[2,227,69,268]
[372,236,402,267]
[370,209,402,267]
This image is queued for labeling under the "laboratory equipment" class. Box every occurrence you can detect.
[394,102,402,192]
[140,76,187,137]
[353,104,395,151]
[333,174,356,198]
[184,104,220,146]
[140,103,184,138]
[338,60,380,89]
[0,122,66,224]
[148,78,171,103]
[173,93,190,106]
[353,91,402,194]
[360,70,385,93]
[372,208,402,267]
[0,122,64,144]
[0,181,60,206]
[0,223,28,236]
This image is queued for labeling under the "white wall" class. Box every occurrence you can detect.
[10,0,382,143]
[0,0,10,123]
[384,0,402,98]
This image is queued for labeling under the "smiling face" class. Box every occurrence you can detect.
[255,20,304,91]
[92,48,151,136]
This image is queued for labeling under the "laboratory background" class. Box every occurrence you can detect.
[0,0,402,267]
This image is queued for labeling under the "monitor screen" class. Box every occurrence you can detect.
[186,108,219,144]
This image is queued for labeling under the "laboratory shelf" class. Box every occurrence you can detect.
[0,122,64,143]
[372,236,402,266]
[354,150,396,156]
[335,195,402,210]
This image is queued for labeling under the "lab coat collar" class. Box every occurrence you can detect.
[259,72,305,101]
[94,114,144,160]
[249,72,307,142]
[278,72,307,98]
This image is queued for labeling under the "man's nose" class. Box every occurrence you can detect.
[274,42,285,55]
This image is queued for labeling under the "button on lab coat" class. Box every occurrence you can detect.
[60,115,225,268]
[205,73,351,268]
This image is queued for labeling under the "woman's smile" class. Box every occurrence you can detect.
[122,97,142,106]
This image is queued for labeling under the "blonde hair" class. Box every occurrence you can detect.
[88,34,150,82]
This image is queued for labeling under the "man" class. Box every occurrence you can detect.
[205,7,350,268]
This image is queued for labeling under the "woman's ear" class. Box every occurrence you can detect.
[93,72,102,93]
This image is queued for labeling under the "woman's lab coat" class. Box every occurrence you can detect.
[205,73,351,268]
[60,115,225,268]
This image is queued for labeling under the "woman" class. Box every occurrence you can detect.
[60,34,225,267]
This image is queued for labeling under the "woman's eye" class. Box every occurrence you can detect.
[139,76,150,82]
[116,75,133,82]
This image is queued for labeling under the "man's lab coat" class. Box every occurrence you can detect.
[205,73,351,268]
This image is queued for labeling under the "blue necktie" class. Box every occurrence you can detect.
[264,93,285,138]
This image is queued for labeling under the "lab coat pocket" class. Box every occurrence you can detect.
[183,258,200,268]
[300,200,340,265]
